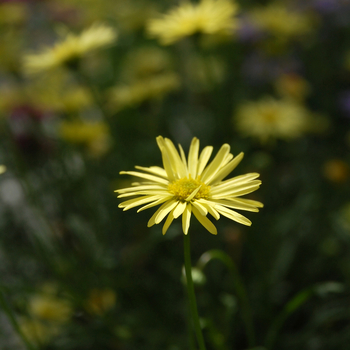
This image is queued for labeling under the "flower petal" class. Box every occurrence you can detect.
[155,199,179,224]
[182,203,192,235]
[197,199,220,220]
[120,171,169,185]
[212,198,261,212]
[115,184,166,193]
[191,200,208,216]
[157,136,176,181]
[208,152,244,185]
[137,195,173,212]
[162,209,175,235]
[173,201,187,218]
[197,146,213,177]
[192,206,217,235]
[201,144,231,184]
[134,166,168,178]
[119,195,163,210]
[188,137,199,178]
[215,205,252,226]
[164,138,187,178]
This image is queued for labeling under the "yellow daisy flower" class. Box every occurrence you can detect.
[234,96,311,142]
[147,0,239,45]
[23,23,117,74]
[115,136,263,235]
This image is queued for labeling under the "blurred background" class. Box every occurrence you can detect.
[0,0,350,349]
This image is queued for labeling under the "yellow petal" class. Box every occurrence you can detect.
[155,199,178,224]
[120,171,169,185]
[197,146,213,176]
[215,205,252,226]
[191,201,208,216]
[162,209,175,235]
[192,206,217,235]
[188,137,199,178]
[200,144,231,184]
[173,201,187,218]
[182,203,192,235]
[208,152,244,185]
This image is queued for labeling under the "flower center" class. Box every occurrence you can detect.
[168,176,210,202]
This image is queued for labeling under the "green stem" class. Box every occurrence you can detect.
[0,289,38,350]
[184,233,207,350]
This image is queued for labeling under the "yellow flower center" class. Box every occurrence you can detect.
[168,176,210,202]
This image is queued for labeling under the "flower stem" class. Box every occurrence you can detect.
[183,233,207,350]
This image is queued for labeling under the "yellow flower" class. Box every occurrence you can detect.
[59,120,111,156]
[108,73,180,111]
[249,3,312,40]
[147,0,239,45]
[28,295,72,323]
[23,23,117,74]
[115,136,263,235]
[234,97,311,142]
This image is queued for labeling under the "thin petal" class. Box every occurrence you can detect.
[173,201,187,218]
[178,144,188,173]
[162,209,175,235]
[211,180,261,197]
[147,200,174,227]
[191,200,208,216]
[117,190,170,198]
[119,195,163,210]
[116,184,166,193]
[120,171,169,185]
[164,138,187,178]
[155,199,178,224]
[212,199,260,212]
[137,195,173,212]
[215,205,252,226]
[235,198,264,208]
[207,152,244,185]
[188,137,199,178]
[185,185,202,202]
[182,203,192,235]
[201,144,231,184]
[197,146,213,177]
[211,173,260,193]
[192,206,217,235]
[197,199,220,220]
[135,166,168,178]
[157,136,176,182]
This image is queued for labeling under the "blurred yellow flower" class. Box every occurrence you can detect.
[108,72,180,111]
[147,0,239,45]
[0,165,6,175]
[23,23,117,74]
[249,3,313,40]
[59,120,111,156]
[115,136,263,235]
[28,294,72,323]
[234,97,311,142]
[19,285,72,345]
[85,288,116,316]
